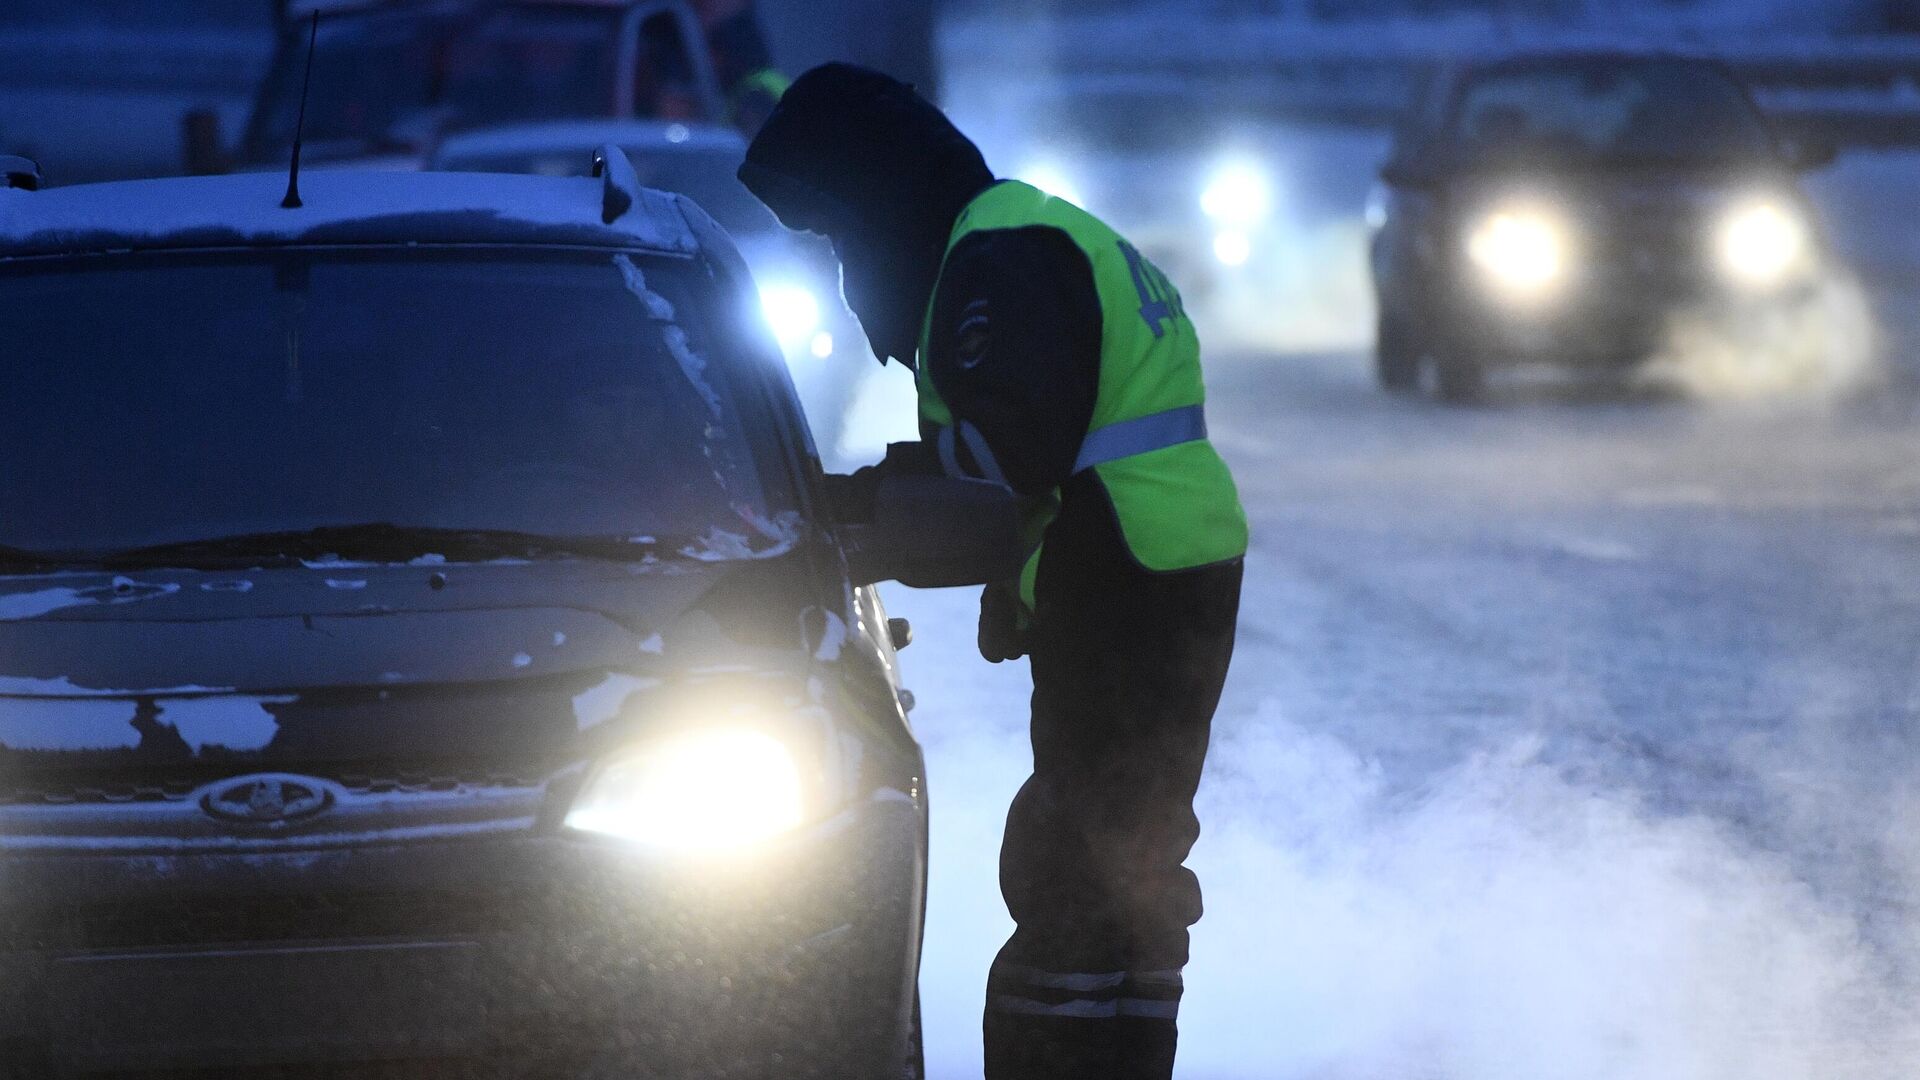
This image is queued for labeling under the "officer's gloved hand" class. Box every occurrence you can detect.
[822,442,944,524]
[820,468,883,524]
[977,583,1029,663]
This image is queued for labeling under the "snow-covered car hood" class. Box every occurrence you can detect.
[0,558,819,769]
[0,561,721,697]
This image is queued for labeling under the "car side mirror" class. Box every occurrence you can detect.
[840,474,1030,589]
[1780,134,1838,172]
[181,107,229,176]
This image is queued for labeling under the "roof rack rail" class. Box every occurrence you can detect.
[1,156,41,191]
[591,144,641,224]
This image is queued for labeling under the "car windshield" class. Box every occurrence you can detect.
[246,6,700,160]
[0,249,790,560]
[1449,59,1776,162]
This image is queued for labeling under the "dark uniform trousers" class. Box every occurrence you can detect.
[984,481,1243,1080]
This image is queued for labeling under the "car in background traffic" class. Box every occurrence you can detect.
[199,0,723,173]
[985,90,1311,343]
[1368,51,1836,401]
[432,119,874,463]
[0,150,1023,1078]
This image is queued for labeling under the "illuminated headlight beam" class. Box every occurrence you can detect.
[1467,207,1570,299]
[1718,199,1809,288]
[760,282,822,349]
[1200,163,1274,225]
[1213,229,1252,267]
[564,728,805,852]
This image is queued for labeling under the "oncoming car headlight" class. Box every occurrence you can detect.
[759,282,822,349]
[565,727,805,852]
[1199,163,1274,225]
[1717,198,1810,287]
[1467,206,1571,299]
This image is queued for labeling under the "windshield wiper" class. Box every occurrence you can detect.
[96,524,660,570]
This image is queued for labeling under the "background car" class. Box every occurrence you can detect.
[0,151,1021,1078]
[1368,51,1838,401]
[206,0,724,174]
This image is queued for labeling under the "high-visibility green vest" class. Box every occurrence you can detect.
[915,181,1248,605]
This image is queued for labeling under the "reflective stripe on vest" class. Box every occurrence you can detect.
[936,420,1009,487]
[932,403,1205,483]
[1072,404,1207,474]
[915,181,1248,586]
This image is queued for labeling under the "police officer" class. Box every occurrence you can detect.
[692,0,789,132]
[739,64,1246,1080]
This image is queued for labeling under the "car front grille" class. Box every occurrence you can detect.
[0,768,545,808]
[1594,210,1713,285]
[3,886,539,953]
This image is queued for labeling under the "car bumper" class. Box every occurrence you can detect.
[0,791,924,1077]
[1444,275,1822,367]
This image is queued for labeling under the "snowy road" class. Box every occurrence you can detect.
[882,158,1920,1077]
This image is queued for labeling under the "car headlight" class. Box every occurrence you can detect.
[760,282,822,350]
[564,727,805,852]
[1200,162,1274,225]
[1717,198,1809,287]
[1212,229,1253,267]
[1467,206,1571,299]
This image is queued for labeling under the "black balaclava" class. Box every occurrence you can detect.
[739,63,995,366]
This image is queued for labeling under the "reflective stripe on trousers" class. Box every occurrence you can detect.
[986,966,1185,1021]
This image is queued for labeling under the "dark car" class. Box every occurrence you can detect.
[429,119,872,462]
[1368,52,1836,400]
[210,0,723,173]
[0,152,1020,1077]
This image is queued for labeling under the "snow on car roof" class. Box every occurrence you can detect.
[434,120,748,166]
[0,169,700,260]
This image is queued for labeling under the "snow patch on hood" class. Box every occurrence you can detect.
[160,696,293,753]
[0,693,291,752]
[0,675,235,697]
[678,510,804,563]
[0,697,144,751]
[571,673,662,731]
[0,588,92,620]
[681,527,757,562]
[0,577,183,620]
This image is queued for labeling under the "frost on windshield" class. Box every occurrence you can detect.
[613,254,723,420]
[611,252,757,514]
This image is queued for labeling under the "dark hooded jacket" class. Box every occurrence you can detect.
[739,63,1105,501]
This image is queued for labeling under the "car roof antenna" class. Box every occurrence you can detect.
[281,10,320,210]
